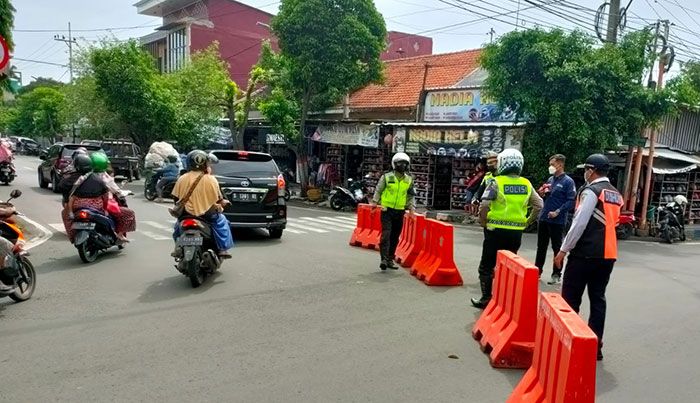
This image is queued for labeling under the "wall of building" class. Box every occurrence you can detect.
[658,109,700,153]
[189,0,275,87]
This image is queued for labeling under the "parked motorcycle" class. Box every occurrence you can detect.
[616,211,636,240]
[144,170,177,201]
[657,202,686,244]
[0,190,37,303]
[71,208,124,263]
[0,161,16,185]
[173,217,221,288]
[330,176,369,211]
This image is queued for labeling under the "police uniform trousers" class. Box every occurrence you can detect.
[380,208,405,262]
[478,228,523,282]
[561,256,615,343]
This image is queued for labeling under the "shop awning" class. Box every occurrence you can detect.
[380,121,527,128]
[642,146,700,175]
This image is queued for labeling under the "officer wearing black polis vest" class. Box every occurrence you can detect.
[371,152,416,271]
[554,154,623,361]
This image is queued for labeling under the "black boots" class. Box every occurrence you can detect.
[471,276,493,309]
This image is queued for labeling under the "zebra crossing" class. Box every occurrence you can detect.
[46,215,358,241]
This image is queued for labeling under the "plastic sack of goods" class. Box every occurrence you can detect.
[144,142,182,170]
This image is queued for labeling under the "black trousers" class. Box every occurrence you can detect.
[380,208,405,261]
[535,221,565,276]
[477,228,523,280]
[561,256,615,344]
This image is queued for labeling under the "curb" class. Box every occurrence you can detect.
[17,215,53,251]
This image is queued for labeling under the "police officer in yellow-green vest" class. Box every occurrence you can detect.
[370,152,416,271]
[471,149,543,309]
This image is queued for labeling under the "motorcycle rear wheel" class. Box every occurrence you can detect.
[330,194,344,211]
[9,257,36,302]
[78,243,99,263]
[188,251,205,288]
[144,180,157,201]
[663,228,674,244]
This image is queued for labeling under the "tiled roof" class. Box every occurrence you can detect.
[349,48,482,110]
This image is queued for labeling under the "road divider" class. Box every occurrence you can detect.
[472,251,538,368]
[507,292,598,403]
[350,204,462,286]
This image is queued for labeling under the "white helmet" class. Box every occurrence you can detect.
[497,148,524,175]
[391,152,411,169]
[674,195,688,206]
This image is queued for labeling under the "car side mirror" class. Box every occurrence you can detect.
[39,153,46,160]
[10,189,22,199]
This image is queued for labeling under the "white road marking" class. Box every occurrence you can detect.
[20,216,55,250]
[298,217,354,230]
[286,222,329,233]
[323,215,357,223]
[317,216,358,227]
[140,231,171,241]
[284,228,306,234]
[23,166,34,171]
[48,223,66,233]
[142,221,173,231]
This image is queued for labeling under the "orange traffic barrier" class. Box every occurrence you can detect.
[395,213,426,268]
[507,292,598,403]
[410,219,463,286]
[349,204,381,250]
[472,251,538,368]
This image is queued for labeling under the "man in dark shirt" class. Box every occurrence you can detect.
[535,154,576,284]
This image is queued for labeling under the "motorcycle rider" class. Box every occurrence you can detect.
[62,147,88,177]
[471,149,543,308]
[370,152,416,270]
[155,155,180,202]
[171,150,233,259]
[0,204,18,292]
[58,154,93,207]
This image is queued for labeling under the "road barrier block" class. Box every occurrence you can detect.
[507,292,598,403]
[472,251,538,368]
[349,204,381,250]
[395,213,426,268]
[411,219,463,286]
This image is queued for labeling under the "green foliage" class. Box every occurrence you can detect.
[271,0,387,142]
[666,61,700,107]
[61,76,124,139]
[89,40,180,148]
[0,104,17,132]
[19,77,64,95]
[7,87,65,139]
[481,28,672,182]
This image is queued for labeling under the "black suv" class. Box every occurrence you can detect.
[210,150,287,239]
[38,143,103,193]
[100,139,142,181]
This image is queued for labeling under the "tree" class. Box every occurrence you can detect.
[0,0,16,92]
[271,0,387,188]
[481,28,671,182]
[61,76,124,139]
[666,61,700,107]
[89,41,181,148]
[8,87,65,141]
[20,77,64,95]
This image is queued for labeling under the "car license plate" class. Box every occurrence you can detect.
[72,222,96,230]
[230,192,260,202]
[178,236,203,246]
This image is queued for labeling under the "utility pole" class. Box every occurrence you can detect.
[54,22,77,142]
[487,28,495,43]
[606,0,622,43]
[639,20,670,231]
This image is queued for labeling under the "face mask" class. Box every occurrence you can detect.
[548,165,557,175]
[395,163,407,173]
[488,164,497,173]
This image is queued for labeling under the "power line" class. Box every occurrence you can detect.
[12,58,68,67]
[14,23,160,33]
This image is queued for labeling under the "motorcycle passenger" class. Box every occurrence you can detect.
[58,154,93,207]
[92,153,136,241]
[155,155,180,202]
[172,150,233,259]
[0,139,14,164]
[0,205,18,292]
[62,147,88,177]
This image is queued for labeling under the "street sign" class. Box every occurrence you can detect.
[0,35,9,71]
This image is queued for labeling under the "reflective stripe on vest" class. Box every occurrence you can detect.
[486,175,532,230]
[380,173,412,210]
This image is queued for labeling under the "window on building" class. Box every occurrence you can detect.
[167,28,188,72]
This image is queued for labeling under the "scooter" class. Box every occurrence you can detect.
[616,211,636,240]
[144,170,177,201]
[0,161,16,185]
[329,175,369,211]
[173,217,221,288]
[657,204,686,244]
[0,190,37,303]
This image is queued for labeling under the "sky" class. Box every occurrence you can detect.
[9,0,700,85]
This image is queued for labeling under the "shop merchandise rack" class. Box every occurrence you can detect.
[651,172,691,224]
[361,147,387,197]
[409,154,435,207]
[324,144,345,187]
[450,158,478,209]
[689,172,700,224]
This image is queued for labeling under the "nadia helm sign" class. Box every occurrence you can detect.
[422,88,516,123]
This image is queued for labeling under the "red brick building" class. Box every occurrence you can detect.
[136,0,433,87]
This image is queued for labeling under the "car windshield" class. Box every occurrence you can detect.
[61,146,103,158]
[210,152,279,177]
[101,143,133,157]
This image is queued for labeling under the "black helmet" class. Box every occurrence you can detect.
[71,147,88,160]
[186,150,209,171]
[73,154,93,174]
[584,153,610,173]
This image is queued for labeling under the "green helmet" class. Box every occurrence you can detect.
[90,152,110,173]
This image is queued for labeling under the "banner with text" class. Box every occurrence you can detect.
[403,126,524,157]
[312,124,379,147]
[423,88,517,123]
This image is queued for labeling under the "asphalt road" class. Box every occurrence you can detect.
[1,155,699,402]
